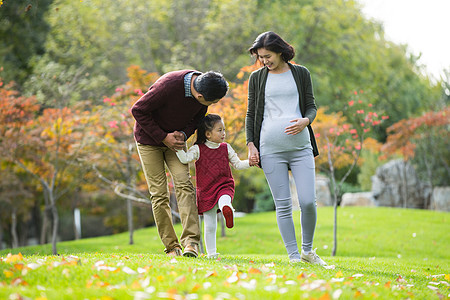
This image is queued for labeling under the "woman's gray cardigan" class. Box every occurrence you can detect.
[245,63,319,157]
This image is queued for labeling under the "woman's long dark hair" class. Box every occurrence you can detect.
[195,113,222,145]
[248,31,295,62]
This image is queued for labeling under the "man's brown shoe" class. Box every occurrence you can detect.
[166,247,182,257]
[183,244,198,258]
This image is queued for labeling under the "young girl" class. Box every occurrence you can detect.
[176,114,251,258]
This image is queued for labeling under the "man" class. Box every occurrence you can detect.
[131,70,228,257]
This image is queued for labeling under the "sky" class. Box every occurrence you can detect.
[357,0,450,80]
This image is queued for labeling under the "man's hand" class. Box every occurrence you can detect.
[163,132,185,151]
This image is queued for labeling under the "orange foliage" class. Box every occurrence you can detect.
[382,106,450,159]
[313,90,387,172]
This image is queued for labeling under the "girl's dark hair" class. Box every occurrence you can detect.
[193,71,229,102]
[195,114,222,145]
[248,31,295,62]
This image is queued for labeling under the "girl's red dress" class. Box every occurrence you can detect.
[195,143,235,214]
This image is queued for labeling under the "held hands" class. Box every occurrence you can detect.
[163,131,185,151]
[247,142,260,167]
[285,117,309,135]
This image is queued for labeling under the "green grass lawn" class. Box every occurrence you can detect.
[0,207,448,299]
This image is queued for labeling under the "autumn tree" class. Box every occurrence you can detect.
[87,66,160,244]
[0,80,42,248]
[0,80,95,254]
[314,91,388,256]
[382,107,450,207]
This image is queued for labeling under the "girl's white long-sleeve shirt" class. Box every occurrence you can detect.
[176,140,250,170]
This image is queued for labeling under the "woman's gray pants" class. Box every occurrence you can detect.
[261,150,317,260]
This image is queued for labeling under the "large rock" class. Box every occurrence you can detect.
[341,192,375,207]
[371,159,431,208]
[430,187,450,212]
[316,174,332,206]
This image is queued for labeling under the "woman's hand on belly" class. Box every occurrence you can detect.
[284,117,309,135]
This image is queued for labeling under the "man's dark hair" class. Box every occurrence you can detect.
[193,71,229,102]
[248,31,295,62]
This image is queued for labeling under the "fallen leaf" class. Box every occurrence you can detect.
[11,278,28,286]
[319,293,331,300]
[384,281,391,288]
[227,272,239,283]
[354,290,363,297]
[239,279,257,290]
[131,280,141,289]
[192,283,201,292]
[248,267,262,274]
[95,281,110,287]
[122,266,137,274]
[175,275,186,284]
[3,270,14,278]
[205,271,217,278]
[297,272,306,280]
[170,258,177,264]
[5,253,24,263]
[335,271,344,278]
[332,289,343,299]
[86,280,93,288]
[26,263,41,270]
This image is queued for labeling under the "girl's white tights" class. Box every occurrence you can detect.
[203,194,232,256]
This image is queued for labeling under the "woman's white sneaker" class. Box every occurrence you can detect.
[301,249,327,266]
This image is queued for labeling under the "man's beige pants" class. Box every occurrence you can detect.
[136,143,200,253]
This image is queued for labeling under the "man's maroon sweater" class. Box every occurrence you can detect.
[131,70,207,146]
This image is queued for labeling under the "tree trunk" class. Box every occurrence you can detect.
[11,207,19,248]
[19,222,28,247]
[51,203,59,255]
[127,199,134,245]
[40,206,50,244]
[330,173,338,257]
[74,208,81,240]
[325,136,339,257]
[0,214,3,250]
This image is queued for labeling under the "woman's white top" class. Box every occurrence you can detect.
[176,140,250,169]
[260,70,312,156]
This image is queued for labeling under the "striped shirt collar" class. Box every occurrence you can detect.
[184,72,201,98]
